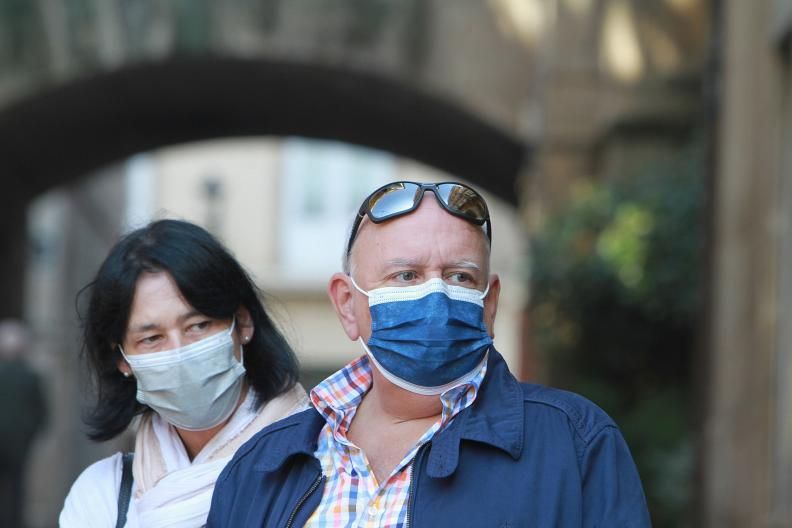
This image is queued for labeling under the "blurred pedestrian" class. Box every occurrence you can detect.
[0,319,48,528]
[60,219,308,527]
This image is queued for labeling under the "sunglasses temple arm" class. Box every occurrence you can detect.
[346,212,365,255]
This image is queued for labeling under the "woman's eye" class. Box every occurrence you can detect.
[139,335,160,345]
[189,320,211,332]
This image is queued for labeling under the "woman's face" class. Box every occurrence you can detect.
[116,271,250,374]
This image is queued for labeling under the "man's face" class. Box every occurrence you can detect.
[343,194,499,341]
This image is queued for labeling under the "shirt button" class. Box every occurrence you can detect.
[368,505,378,517]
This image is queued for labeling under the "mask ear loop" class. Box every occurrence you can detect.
[117,344,133,378]
[229,315,245,367]
[348,276,370,297]
[479,280,491,300]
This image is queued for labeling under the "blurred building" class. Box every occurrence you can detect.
[24,170,130,527]
[123,137,527,385]
[702,0,792,526]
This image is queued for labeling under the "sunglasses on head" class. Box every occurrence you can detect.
[346,181,492,256]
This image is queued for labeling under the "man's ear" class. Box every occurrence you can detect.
[483,274,501,339]
[327,272,361,341]
[234,305,254,342]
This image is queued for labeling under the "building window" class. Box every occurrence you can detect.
[278,138,395,278]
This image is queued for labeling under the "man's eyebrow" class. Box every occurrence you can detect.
[383,258,425,268]
[448,260,481,271]
[381,259,482,271]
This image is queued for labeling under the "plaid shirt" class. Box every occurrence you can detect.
[305,353,488,528]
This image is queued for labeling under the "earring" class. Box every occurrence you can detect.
[243,335,250,343]
[123,371,131,378]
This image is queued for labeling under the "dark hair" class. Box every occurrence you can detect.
[78,219,299,441]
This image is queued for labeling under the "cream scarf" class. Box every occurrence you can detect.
[131,384,308,527]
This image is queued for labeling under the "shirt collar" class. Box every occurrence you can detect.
[310,353,488,434]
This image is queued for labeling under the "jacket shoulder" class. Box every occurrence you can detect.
[519,383,617,445]
[218,407,321,481]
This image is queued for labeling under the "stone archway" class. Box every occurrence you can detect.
[1,56,528,317]
[4,56,527,203]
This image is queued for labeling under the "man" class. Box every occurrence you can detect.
[208,181,651,526]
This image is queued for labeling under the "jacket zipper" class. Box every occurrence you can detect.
[285,472,323,528]
[404,442,431,528]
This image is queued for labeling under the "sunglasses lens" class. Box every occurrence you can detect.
[368,182,421,220]
[436,184,488,221]
[347,181,491,254]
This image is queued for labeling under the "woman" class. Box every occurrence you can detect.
[60,219,307,527]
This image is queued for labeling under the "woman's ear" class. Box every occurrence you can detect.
[235,306,254,343]
[327,272,361,341]
[115,346,133,378]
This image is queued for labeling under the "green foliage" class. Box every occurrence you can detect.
[529,137,704,527]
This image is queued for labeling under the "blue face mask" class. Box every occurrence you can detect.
[351,277,493,395]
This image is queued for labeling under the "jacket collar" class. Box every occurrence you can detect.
[425,348,524,478]
[252,348,524,477]
[252,409,325,473]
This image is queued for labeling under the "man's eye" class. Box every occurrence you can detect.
[448,272,474,284]
[396,271,417,282]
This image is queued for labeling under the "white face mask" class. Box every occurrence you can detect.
[120,319,246,431]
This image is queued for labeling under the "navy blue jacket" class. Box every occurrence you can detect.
[208,350,651,527]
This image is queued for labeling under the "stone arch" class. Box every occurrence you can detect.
[3,56,528,205]
[0,56,529,317]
